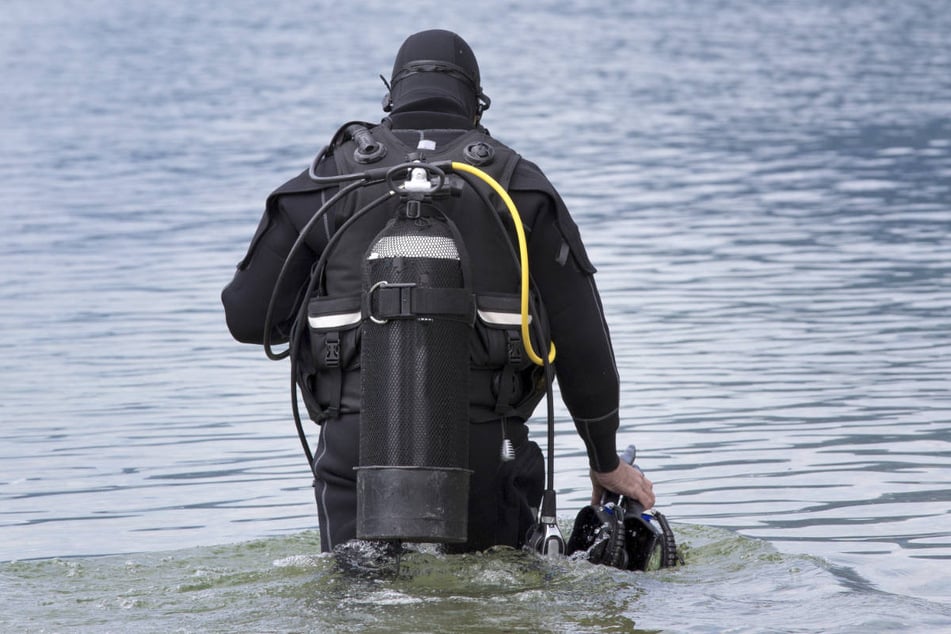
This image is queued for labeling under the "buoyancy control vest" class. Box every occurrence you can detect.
[293,123,549,428]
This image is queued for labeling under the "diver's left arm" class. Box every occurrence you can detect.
[221,198,315,345]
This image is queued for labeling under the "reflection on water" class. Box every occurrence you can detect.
[0,0,949,630]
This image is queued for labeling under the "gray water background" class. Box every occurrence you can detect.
[1,0,949,631]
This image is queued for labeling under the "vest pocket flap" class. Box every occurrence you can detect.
[471,294,529,369]
[308,294,362,375]
[475,294,530,329]
[308,294,362,331]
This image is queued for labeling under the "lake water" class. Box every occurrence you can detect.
[1,0,949,631]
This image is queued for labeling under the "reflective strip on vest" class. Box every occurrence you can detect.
[477,309,531,327]
[308,311,362,330]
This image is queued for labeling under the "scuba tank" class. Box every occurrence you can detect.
[355,165,475,544]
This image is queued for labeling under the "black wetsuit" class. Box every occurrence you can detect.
[221,31,622,552]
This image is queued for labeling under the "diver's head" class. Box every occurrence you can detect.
[383,29,491,126]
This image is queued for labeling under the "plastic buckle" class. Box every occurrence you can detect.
[507,332,522,364]
[324,333,340,367]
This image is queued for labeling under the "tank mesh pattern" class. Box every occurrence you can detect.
[369,235,460,260]
[360,217,469,470]
[361,317,469,468]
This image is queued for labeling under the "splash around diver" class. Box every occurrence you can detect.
[333,443,683,576]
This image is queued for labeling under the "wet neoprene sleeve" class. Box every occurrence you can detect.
[519,190,622,474]
[221,198,317,345]
[221,151,340,345]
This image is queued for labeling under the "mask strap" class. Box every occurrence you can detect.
[388,60,491,115]
[380,74,393,112]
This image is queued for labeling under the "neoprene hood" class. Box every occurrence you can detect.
[385,29,489,125]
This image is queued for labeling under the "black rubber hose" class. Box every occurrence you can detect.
[288,190,397,475]
[262,178,368,360]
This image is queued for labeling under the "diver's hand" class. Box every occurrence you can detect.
[590,462,655,509]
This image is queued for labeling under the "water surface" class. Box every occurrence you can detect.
[1,0,949,631]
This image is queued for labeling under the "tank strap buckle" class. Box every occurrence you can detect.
[366,281,416,324]
[367,281,476,325]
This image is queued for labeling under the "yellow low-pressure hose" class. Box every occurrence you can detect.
[450,161,556,366]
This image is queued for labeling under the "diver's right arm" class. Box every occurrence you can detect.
[221,198,315,345]
[590,463,656,508]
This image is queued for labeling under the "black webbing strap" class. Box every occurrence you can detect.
[493,331,523,414]
[322,332,341,420]
[366,283,475,324]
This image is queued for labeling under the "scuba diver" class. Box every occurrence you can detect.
[222,29,668,567]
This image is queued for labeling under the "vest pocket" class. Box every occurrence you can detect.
[305,294,362,420]
[471,294,526,367]
[470,294,543,418]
